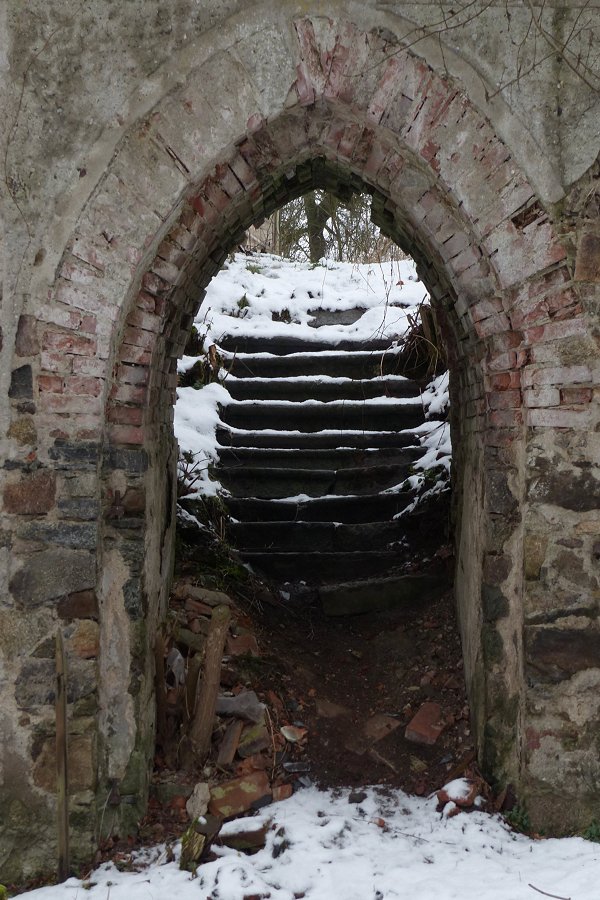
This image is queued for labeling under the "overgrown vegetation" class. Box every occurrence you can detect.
[247,191,408,264]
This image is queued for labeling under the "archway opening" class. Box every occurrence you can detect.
[98,136,503,846]
[146,184,475,822]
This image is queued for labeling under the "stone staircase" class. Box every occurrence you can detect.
[213,325,437,600]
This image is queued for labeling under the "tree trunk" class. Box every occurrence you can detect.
[303,192,331,263]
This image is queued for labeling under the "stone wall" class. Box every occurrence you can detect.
[1,1,599,882]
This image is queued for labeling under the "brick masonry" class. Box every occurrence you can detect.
[1,7,599,882]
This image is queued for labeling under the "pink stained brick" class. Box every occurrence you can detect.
[405,702,446,746]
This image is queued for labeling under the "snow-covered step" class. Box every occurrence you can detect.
[225,491,416,524]
[217,446,422,471]
[216,425,420,451]
[224,375,421,403]
[218,334,393,355]
[219,398,424,433]
[222,350,406,380]
[228,520,410,553]
[240,550,404,584]
[219,462,414,499]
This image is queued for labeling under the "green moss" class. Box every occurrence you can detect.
[505,804,531,834]
[583,820,600,843]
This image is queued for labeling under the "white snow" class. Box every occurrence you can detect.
[20,786,600,900]
[173,251,449,507]
[175,382,231,497]
[194,253,428,347]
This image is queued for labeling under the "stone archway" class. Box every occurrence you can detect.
[2,11,599,882]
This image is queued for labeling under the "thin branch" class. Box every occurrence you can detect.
[528,884,571,900]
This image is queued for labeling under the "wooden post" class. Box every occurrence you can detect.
[56,630,70,881]
[188,604,231,763]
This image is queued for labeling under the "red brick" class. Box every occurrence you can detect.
[63,375,103,396]
[560,387,592,405]
[490,408,523,428]
[108,404,143,426]
[135,291,157,313]
[226,632,260,657]
[524,317,589,345]
[149,258,180,285]
[123,326,156,352]
[119,344,152,366]
[42,331,97,356]
[367,56,404,123]
[40,393,102,414]
[110,382,147,404]
[126,308,162,332]
[141,272,170,296]
[108,424,145,445]
[485,351,517,373]
[228,153,258,191]
[72,356,107,377]
[574,232,600,282]
[489,372,521,391]
[209,771,271,819]
[4,471,56,515]
[522,364,591,387]
[488,390,521,410]
[405,702,446,746]
[115,363,150,386]
[38,375,64,393]
[156,238,189,267]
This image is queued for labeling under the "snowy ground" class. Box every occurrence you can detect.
[174,253,450,499]
[20,785,600,900]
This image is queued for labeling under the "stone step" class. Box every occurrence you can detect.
[224,375,421,403]
[218,335,394,355]
[228,520,410,553]
[219,399,424,433]
[319,574,448,616]
[219,463,412,499]
[222,350,405,380]
[217,446,422,471]
[241,550,404,584]
[216,426,419,451]
[225,491,415,523]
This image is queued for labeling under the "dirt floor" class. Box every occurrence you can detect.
[125,498,479,860]
[253,582,473,797]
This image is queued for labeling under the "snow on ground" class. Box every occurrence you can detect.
[194,253,428,347]
[174,253,445,499]
[20,786,600,900]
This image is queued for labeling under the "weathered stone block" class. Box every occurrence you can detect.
[57,589,98,620]
[7,417,37,446]
[15,315,39,356]
[529,470,600,512]
[18,522,97,551]
[10,549,95,606]
[3,471,56,515]
[525,625,600,682]
[70,620,100,658]
[524,534,548,580]
[33,734,96,793]
[8,365,33,399]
